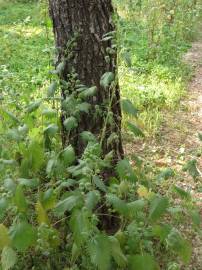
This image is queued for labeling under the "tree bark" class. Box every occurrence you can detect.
[49,0,123,162]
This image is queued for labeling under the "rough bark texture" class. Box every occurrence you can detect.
[49,0,123,161]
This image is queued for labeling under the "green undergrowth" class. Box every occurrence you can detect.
[0,1,201,270]
[115,0,201,135]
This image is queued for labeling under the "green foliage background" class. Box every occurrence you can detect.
[0,0,201,269]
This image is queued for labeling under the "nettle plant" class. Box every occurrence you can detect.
[0,38,200,270]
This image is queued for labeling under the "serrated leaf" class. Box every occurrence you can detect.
[17,178,39,188]
[106,194,129,216]
[183,159,200,179]
[85,191,101,211]
[149,196,169,222]
[35,201,49,225]
[166,229,192,264]
[121,99,138,117]
[44,124,58,137]
[127,122,144,137]
[152,224,172,242]
[127,199,146,216]
[47,81,57,97]
[1,247,17,270]
[61,145,75,165]
[116,159,138,182]
[41,188,56,210]
[63,116,78,131]
[0,198,8,221]
[80,131,97,143]
[88,234,111,270]
[100,72,114,89]
[55,61,65,74]
[9,222,36,252]
[76,102,91,113]
[109,236,127,267]
[156,168,174,182]
[3,110,20,124]
[4,178,16,193]
[0,225,11,250]
[14,185,28,213]
[26,100,41,113]
[93,176,107,192]
[70,209,91,246]
[55,193,83,216]
[173,186,191,200]
[128,254,159,270]
[190,209,201,227]
[79,86,97,99]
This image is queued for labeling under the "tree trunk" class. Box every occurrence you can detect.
[49,0,123,162]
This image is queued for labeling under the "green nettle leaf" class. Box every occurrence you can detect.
[0,224,11,250]
[100,72,115,89]
[156,168,174,182]
[1,247,17,270]
[76,102,91,113]
[149,196,169,222]
[61,145,75,165]
[9,222,36,252]
[121,99,138,117]
[70,209,91,247]
[106,194,129,216]
[127,199,146,216]
[128,254,160,270]
[44,124,58,137]
[85,191,101,211]
[198,133,202,141]
[79,86,97,99]
[152,224,172,242]
[26,100,42,113]
[63,116,78,131]
[182,159,200,179]
[4,178,16,193]
[17,178,39,188]
[55,61,65,74]
[41,188,56,210]
[80,131,97,143]
[0,198,9,221]
[54,192,83,216]
[127,122,145,137]
[3,110,20,124]
[46,158,56,175]
[173,185,191,200]
[166,229,192,264]
[109,236,127,267]
[93,176,107,192]
[42,108,57,117]
[116,159,138,182]
[88,234,111,270]
[47,81,57,97]
[190,209,201,227]
[14,185,28,213]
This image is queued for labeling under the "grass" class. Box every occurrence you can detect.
[0,0,196,137]
[0,1,53,106]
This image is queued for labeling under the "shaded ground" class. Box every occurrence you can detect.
[126,36,202,269]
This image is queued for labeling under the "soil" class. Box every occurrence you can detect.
[125,37,202,269]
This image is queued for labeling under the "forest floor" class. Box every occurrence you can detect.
[126,34,202,269]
